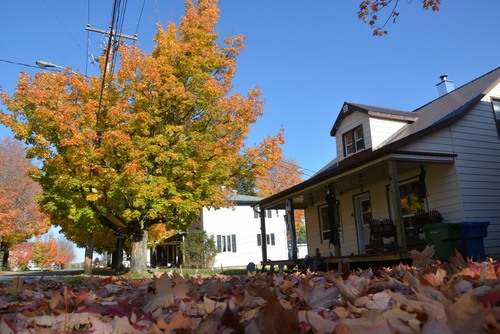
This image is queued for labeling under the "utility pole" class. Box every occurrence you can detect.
[85,24,137,68]
[86,24,137,45]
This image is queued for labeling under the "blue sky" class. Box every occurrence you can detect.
[1,0,500,177]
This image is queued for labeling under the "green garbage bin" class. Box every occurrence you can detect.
[423,223,463,260]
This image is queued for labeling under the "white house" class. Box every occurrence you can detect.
[152,194,289,268]
[256,67,500,265]
[199,194,288,268]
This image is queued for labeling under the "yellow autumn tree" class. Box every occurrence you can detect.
[0,0,283,274]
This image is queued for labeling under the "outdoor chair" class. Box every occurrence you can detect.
[367,219,398,253]
[413,209,443,232]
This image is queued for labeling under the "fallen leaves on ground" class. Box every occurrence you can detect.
[1,254,499,333]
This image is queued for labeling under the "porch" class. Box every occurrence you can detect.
[261,251,412,272]
[254,151,456,267]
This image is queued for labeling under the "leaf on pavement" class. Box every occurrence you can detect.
[4,277,24,294]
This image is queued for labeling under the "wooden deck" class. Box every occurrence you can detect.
[261,251,413,272]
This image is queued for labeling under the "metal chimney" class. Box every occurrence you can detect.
[436,75,454,96]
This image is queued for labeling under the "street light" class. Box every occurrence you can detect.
[36,60,75,74]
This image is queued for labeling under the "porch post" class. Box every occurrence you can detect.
[388,160,407,251]
[260,208,268,262]
[286,199,298,260]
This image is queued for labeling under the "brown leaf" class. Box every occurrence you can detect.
[156,312,197,332]
[260,288,299,334]
[445,290,492,334]
[410,245,435,269]
[4,277,24,294]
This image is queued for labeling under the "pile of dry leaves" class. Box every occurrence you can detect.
[1,246,499,333]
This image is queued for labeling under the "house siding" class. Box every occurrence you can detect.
[400,86,500,257]
[202,206,288,267]
[369,117,408,149]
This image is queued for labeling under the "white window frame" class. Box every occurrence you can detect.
[343,125,364,157]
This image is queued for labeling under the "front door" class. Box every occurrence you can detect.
[354,193,372,253]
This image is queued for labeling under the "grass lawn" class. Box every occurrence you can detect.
[90,266,250,278]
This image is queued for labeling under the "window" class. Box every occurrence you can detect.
[398,178,427,217]
[319,204,342,243]
[491,100,500,137]
[216,234,237,253]
[387,177,427,222]
[254,210,274,219]
[343,125,364,156]
[319,206,331,242]
[256,233,275,246]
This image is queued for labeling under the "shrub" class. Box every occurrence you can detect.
[182,231,216,269]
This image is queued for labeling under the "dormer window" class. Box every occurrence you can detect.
[343,125,364,156]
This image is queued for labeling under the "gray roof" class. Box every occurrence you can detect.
[387,67,500,142]
[230,194,262,205]
[330,102,416,136]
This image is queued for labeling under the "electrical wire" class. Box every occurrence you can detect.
[0,59,41,70]
[135,0,146,36]
[41,0,86,55]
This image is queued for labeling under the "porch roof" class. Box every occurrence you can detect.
[256,150,455,210]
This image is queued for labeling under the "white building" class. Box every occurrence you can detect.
[198,194,288,268]
[152,194,291,268]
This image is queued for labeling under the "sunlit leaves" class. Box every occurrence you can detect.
[358,0,442,36]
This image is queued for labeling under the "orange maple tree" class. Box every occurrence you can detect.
[358,0,442,36]
[255,158,304,197]
[31,234,75,269]
[0,0,284,274]
[0,138,50,266]
[7,241,34,269]
[255,157,306,239]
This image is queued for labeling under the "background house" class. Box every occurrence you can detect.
[198,194,288,268]
[256,67,500,263]
[152,194,290,268]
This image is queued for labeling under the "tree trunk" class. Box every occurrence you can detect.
[2,249,9,269]
[130,228,148,274]
[83,231,94,275]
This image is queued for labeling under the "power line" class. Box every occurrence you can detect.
[281,159,317,175]
[135,0,146,36]
[41,0,86,55]
[0,59,41,70]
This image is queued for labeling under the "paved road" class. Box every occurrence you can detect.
[0,269,84,284]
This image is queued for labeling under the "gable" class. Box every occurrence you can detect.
[332,103,415,160]
[330,102,416,136]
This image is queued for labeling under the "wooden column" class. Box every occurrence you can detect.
[260,209,268,263]
[286,199,298,260]
[388,160,407,251]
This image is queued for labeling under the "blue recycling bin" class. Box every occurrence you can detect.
[459,221,489,260]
